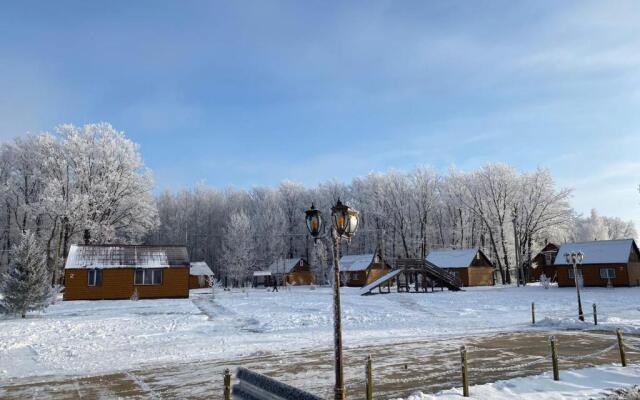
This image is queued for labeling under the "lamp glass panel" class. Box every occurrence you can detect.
[333,212,348,235]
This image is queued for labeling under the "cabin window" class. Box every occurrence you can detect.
[567,268,583,279]
[134,269,163,285]
[87,269,102,287]
[544,253,553,265]
[449,271,460,279]
[600,268,616,279]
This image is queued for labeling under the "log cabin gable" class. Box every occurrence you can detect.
[628,241,640,263]
[470,249,494,269]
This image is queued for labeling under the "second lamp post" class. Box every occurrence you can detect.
[305,199,359,400]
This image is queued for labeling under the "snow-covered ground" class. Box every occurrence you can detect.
[1,284,639,382]
[397,365,640,399]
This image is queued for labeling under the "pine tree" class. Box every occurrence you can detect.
[0,231,54,318]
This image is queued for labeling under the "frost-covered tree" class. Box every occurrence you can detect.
[569,209,637,242]
[248,187,287,271]
[53,123,159,245]
[0,231,54,318]
[511,168,572,284]
[602,216,637,240]
[310,239,331,285]
[221,210,254,287]
[573,209,610,241]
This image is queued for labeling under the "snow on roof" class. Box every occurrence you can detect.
[253,271,272,277]
[267,258,304,273]
[554,239,637,265]
[339,254,375,272]
[65,244,190,269]
[190,261,213,276]
[426,248,479,269]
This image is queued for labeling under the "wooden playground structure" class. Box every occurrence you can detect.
[360,258,463,295]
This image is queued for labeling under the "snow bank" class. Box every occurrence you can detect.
[394,364,640,399]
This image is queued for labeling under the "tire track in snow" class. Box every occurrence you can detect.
[124,371,161,399]
[191,296,267,332]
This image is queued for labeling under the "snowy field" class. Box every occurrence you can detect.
[1,284,640,384]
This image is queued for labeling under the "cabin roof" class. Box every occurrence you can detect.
[339,254,375,272]
[190,261,213,276]
[426,248,479,269]
[267,258,304,273]
[554,239,638,265]
[65,244,190,269]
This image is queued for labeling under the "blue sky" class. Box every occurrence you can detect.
[1,1,639,225]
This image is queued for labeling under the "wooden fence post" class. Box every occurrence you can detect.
[365,354,373,400]
[460,345,469,397]
[592,304,597,326]
[224,368,232,400]
[616,329,627,367]
[549,336,559,381]
[531,302,535,325]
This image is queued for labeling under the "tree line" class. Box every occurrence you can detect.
[149,167,637,285]
[1,123,636,286]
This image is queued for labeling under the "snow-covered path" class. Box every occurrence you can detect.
[1,285,639,383]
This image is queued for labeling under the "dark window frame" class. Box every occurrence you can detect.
[88,269,102,287]
[134,268,164,286]
[600,268,616,279]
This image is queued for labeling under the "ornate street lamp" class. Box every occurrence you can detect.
[564,251,585,321]
[305,199,359,400]
[305,204,324,239]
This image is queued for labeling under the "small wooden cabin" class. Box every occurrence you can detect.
[555,239,640,287]
[189,261,214,289]
[529,243,559,282]
[267,257,314,286]
[339,254,392,287]
[63,244,190,300]
[426,248,495,287]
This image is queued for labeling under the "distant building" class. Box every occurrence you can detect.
[426,247,495,287]
[252,270,274,287]
[64,244,190,300]
[267,257,314,286]
[529,243,559,282]
[555,239,640,287]
[189,261,214,289]
[339,254,392,287]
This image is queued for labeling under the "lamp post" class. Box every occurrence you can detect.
[305,200,359,400]
[565,251,585,321]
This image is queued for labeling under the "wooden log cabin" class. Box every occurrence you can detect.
[555,239,640,287]
[339,254,392,287]
[189,261,214,289]
[426,247,495,287]
[267,257,315,286]
[63,244,190,300]
[529,243,559,282]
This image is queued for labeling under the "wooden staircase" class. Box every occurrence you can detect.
[395,258,463,291]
